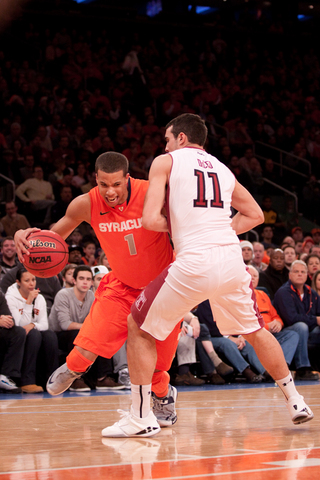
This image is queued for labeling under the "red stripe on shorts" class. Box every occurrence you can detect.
[131,264,171,328]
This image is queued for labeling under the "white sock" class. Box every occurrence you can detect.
[276,373,299,400]
[131,384,152,418]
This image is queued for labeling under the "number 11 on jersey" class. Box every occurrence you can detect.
[193,169,224,208]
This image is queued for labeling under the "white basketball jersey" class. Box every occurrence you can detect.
[167,147,239,254]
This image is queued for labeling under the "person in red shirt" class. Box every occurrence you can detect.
[14,152,180,428]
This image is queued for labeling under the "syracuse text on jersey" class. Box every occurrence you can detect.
[99,218,143,232]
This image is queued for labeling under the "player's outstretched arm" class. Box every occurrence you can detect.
[14,194,91,263]
[231,180,264,235]
[51,194,90,239]
[142,154,172,232]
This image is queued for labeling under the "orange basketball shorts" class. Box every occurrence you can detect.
[74,271,181,372]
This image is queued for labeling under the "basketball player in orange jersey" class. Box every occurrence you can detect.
[101,113,313,438]
[14,152,181,427]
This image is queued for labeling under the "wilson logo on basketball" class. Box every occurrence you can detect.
[29,256,52,264]
[29,240,57,249]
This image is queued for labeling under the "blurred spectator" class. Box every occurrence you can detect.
[283,245,297,270]
[292,226,304,243]
[49,265,123,392]
[240,240,254,266]
[0,290,25,394]
[258,248,289,300]
[273,260,320,381]
[0,262,62,315]
[81,241,98,267]
[0,202,30,238]
[311,228,320,245]
[172,312,205,387]
[6,122,26,149]
[19,153,35,182]
[1,149,21,184]
[68,245,83,265]
[49,185,73,224]
[0,237,19,281]
[304,253,320,287]
[98,251,111,270]
[15,165,55,224]
[72,162,88,189]
[91,265,109,293]
[248,265,300,370]
[52,135,75,166]
[81,170,97,194]
[67,228,83,246]
[260,224,278,249]
[61,263,77,289]
[196,300,266,383]
[5,268,59,393]
[252,242,268,271]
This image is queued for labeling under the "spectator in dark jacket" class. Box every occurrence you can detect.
[273,260,320,381]
[258,249,288,300]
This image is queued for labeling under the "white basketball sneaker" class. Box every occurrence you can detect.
[286,395,314,425]
[101,408,161,438]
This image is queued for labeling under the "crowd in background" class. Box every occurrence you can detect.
[1,1,320,393]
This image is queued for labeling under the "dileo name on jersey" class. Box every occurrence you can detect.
[99,218,143,233]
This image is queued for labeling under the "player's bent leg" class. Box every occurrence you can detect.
[46,347,96,396]
[244,328,314,425]
[102,314,160,437]
[151,321,181,427]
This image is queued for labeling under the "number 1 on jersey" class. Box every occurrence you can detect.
[193,169,224,208]
[124,233,137,255]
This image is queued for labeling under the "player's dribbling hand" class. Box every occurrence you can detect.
[14,228,41,263]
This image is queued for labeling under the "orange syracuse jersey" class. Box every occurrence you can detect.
[89,177,174,289]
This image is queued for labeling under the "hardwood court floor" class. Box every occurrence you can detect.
[0,382,319,480]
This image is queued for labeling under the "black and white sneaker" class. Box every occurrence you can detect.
[152,384,177,427]
[101,408,161,437]
[0,375,21,393]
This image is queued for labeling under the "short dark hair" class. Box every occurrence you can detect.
[165,113,207,146]
[83,240,96,247]
[95,152,129,176]
[73,265,92,280]
[61,263,77,278]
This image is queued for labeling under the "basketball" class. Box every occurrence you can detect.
[22,230,69,278]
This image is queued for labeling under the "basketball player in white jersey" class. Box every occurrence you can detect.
[102,113,313,437]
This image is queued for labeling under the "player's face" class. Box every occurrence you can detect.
[165,126,180,153]
[96,170,129,208]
